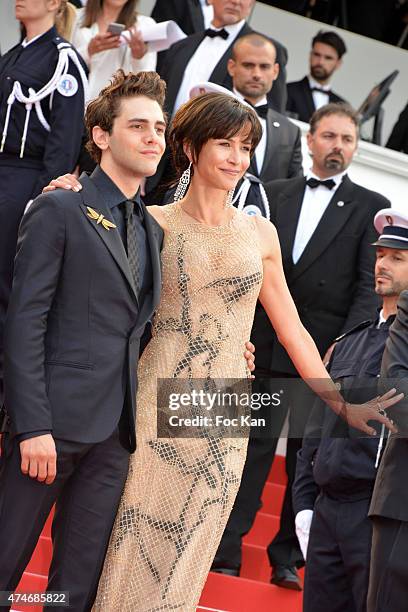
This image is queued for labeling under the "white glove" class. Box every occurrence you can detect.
[295,509,313,560]
[24,199,33,214]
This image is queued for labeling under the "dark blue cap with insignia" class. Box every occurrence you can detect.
[372,208,408,250]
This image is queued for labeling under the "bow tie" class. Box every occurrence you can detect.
[205,27,229,40]
[310,86,331,94]
[245,101,268,119]
[306,177,336,190]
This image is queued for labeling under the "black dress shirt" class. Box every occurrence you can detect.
[90,166,153,305]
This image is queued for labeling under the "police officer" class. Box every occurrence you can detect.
[0,0,88,407]
[293,207,408,612]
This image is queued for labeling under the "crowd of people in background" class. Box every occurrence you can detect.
[1,1,408,611]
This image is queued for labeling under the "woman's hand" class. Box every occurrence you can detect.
[42,174,82,193]
[345,388,403,435]
[128,27,147,60]
[88,32,121,57]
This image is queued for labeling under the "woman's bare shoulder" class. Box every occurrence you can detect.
[252,214,278,239]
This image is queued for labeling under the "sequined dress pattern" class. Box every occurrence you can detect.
[93,203,264,612]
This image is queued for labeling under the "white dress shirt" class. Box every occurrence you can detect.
[308,75,331,111]
[199,0,214,29]
[292,171,346,264]
[71,10,157,101]
[173,19,245,114]
[233,89,267,173]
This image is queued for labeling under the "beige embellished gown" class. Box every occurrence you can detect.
[93,203,264,612]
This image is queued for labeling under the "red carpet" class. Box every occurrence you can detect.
[12,455,303,612]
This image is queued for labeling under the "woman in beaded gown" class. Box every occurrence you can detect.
[93,93,398,612]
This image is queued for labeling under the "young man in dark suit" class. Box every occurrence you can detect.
[286,30,347,124]
[212,103,390,588]
[0,70,167,611]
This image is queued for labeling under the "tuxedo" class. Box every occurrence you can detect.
[255,174,388,373]
[151,0,206,36]
[160,23,288,116]
[0,169,163,609]
[286,76,346,123]
[248,107,302,183]
[145,23,288,200]
[151,0,208,74]
[215,173,389,573]
[386,102,408,154]
[368,290,408,611]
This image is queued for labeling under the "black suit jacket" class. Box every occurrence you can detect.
[146,24,289,199]
[248,108,303,182]
[160,23,288,115]
[4,173,163,453]
[151,0,205,35]
[251,175,389,375]
[370,291,408,522]
[386,102,408,154]
[286,76,346,124]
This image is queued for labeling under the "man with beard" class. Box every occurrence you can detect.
[292,207,408,612]
[212,103,390,589]
[286,30,347,124]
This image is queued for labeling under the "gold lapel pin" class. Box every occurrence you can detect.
[86,206,117,231]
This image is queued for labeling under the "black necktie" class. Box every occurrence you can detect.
[245,101,268,119]
[306,177,336,190]
[205,27,229,40]
[122,200,141,294]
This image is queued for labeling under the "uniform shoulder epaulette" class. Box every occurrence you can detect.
[52,36,71,49]
[334,319,372,343]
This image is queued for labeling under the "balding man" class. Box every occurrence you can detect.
[228,34,302,186]
[145,0,288,202]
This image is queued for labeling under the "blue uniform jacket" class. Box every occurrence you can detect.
[293,315,395,513]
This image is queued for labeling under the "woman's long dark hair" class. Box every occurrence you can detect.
[82,0,138,29]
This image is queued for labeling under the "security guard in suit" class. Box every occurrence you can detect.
[0,13,88,408]
[293,207,408,612]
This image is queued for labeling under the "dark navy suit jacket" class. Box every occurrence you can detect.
[4,172,163,453]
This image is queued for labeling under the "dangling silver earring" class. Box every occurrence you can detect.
[225,189,235,208]
[173,162,192,202]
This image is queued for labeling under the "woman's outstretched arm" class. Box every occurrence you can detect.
[255,216,401,435]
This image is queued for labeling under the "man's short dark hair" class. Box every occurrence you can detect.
[312,30,347,59]
[85,69,166,163]
[231,33,277,61]
[310,102,359,135]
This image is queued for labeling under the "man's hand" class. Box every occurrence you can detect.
[88,33,121,56]
[42,174,82,193]
[244,341,255,379]
[20,434,57,485]
[345,388,403,435]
